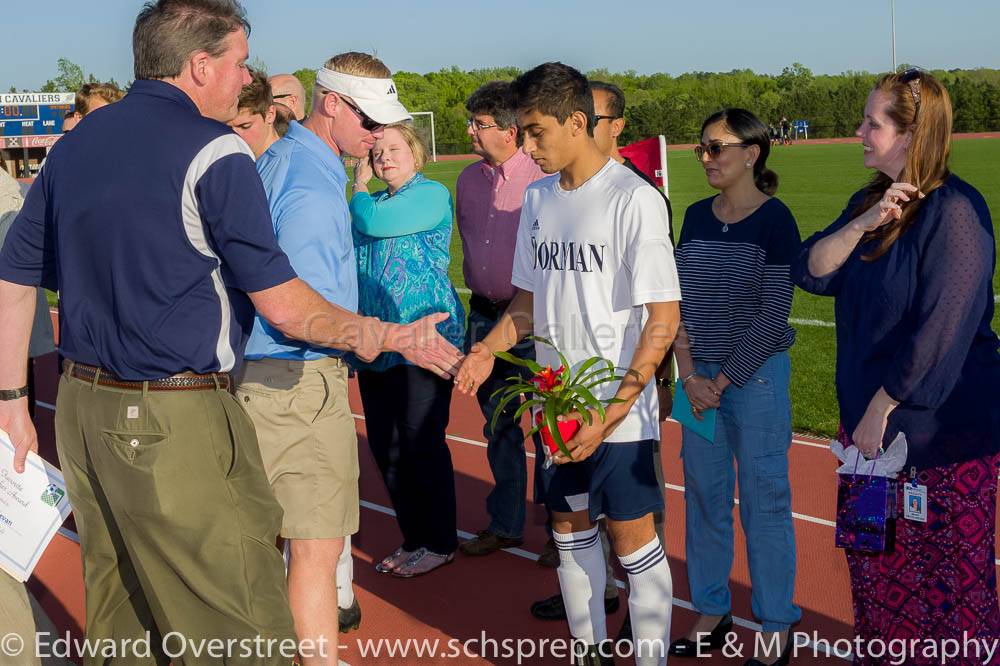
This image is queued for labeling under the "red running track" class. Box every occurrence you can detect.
[24,347,1000,664]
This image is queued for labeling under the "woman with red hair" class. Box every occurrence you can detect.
[793,70,1000,663]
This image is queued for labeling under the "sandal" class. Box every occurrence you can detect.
[375,546,414,574]
[391,548,455,578]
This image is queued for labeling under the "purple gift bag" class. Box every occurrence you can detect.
[835,454,897,553]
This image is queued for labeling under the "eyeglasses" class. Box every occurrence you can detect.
[467,118,499,132]
[593,114,621,126]
[323,91,384,131]
[899,67,922,117]
[694,141,750,161]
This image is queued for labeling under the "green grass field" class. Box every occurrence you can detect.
[420,138,1000,437]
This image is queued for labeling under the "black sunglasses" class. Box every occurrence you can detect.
[593,114,621,125]
[694,141,749,160]
[323,91,384,131]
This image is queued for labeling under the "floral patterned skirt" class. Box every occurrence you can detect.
[839,427,1000,664]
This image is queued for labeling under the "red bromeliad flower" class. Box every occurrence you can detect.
[530,365,565,392]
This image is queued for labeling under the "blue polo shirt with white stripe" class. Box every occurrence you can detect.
[0,80,296,380]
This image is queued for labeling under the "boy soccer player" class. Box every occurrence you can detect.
[456,62,680,666]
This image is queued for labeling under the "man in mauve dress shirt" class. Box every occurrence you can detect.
[455,81,550,560]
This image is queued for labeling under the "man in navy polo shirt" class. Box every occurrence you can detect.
[0,0,460,660]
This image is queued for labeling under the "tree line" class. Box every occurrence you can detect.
[295,64,1000,154]
[24,60,1000,154]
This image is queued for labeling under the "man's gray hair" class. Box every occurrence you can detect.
[133,0,249,80]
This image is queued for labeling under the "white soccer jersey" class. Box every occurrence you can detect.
[511,159,681,443]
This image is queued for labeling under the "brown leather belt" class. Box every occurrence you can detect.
[63,360,232,392]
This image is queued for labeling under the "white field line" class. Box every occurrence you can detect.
[789,318,835,328]
[454,290,1000,325]
[358,499,852,661]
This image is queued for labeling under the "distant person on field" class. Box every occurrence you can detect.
[351,122,465,578]
[670,108,801,665]
[779,116,790,145]
[454,81,550,564]
[793,69,1000,666]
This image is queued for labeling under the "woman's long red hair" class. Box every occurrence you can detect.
[853,71,953,260]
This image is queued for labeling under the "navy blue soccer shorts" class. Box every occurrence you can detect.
[544,438,663,522]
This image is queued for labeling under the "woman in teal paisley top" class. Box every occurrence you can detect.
[350,122,464,578]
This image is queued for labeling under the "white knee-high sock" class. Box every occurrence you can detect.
[619,537,672,666]
[554,526,608,645]
[336,534,355,608]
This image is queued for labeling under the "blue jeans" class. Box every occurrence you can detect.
[680,351,801,632]
[466,309,548,539]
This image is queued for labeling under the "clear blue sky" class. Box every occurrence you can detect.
[2,0,998,90]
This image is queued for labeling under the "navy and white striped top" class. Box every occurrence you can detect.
[675,196,801,387]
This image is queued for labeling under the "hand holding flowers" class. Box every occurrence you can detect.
[488,337,625,467]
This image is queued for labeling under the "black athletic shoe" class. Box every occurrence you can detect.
[530,592,620,621]
[338,598,361,633]
[668,613,733,658]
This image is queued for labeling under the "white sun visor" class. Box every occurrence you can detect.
[315,67,412,124]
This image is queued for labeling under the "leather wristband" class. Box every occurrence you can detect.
[0,386,29,401]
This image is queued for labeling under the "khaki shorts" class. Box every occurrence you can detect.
[236,357,360,539]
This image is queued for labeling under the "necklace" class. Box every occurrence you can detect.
[715,195,767,233]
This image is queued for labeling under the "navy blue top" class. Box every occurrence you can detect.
[0,80,296,379]
[676,196,800,387]
[792,175,1000,470]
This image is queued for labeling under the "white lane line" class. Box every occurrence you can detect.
[39,404,1000,565]
[355,411,1000,566]
[664,482,837,528]
[349,412,831,455]
[359,499,851,660]
[37,400,831,452]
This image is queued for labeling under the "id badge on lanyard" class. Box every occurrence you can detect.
[903,466,928,523]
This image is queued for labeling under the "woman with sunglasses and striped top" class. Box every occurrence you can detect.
[793,70,1000,664]
[670,108,801,666]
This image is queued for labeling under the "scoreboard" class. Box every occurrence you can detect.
[0,92,74,149]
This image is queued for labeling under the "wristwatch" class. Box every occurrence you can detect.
[654,376,672,388]
[0,386,29,401]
